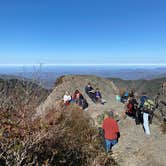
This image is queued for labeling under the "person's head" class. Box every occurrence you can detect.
[75,90,79,94]
[87,82,91,87]
[142,91,147,96]
[107,110,114,118]
[96,88,99,91]
[109,111,114,117]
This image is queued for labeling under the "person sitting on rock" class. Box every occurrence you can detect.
[95,88,102,102]
[102,111,120,153]
[73,90,81,104]
[121,89,129,103]
[85,83,96,103]
[63,91,71,106]
[73,90,88,110]
[95,88,106,104]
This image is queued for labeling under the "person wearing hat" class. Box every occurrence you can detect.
[102,110,120,153]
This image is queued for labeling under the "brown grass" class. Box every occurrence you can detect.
[54,76,65,87]
[0,104,118,166]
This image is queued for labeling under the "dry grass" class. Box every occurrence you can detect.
[54,76,65,87]
[0,104,118,166]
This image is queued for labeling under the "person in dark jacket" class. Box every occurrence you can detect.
[85,83,96,102]
[139,92,151,135]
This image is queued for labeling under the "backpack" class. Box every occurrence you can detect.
[143,99,155,114]
[127,102,134,114]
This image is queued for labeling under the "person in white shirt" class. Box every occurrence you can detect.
[63,91,71,105]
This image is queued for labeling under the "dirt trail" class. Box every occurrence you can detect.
[86,96,166,166]
[112,117,166,166]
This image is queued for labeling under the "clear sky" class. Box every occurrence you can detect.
[0,0,166,65]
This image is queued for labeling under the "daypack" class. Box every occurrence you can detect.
[127,102,134,114]
[143,99,155,114]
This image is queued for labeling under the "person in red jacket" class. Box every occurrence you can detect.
[102,111,120,152]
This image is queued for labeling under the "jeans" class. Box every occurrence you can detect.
[105,139,118,152]
[143,113,150,135]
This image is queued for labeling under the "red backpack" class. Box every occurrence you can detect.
[127,102,134,114]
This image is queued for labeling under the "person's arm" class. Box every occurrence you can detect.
[115,121,120,138]
[99,92,102,98]
[102,120,105,130]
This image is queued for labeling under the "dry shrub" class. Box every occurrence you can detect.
[0,104,117,166]
[54,76,65,87]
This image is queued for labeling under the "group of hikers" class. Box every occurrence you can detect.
[98,89,158,153]
[85,83,106,104]
[62,83,161,153]
[63,90,89,110]
[63,82,105,111]
[122,90,156,135]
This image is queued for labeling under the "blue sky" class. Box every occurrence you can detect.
[0,0,166,65]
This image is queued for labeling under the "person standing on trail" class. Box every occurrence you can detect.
[102,111,120,152]
[139,92,151,135]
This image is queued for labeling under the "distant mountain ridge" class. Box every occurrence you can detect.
[0,77,50,112]
[109,77,166,97]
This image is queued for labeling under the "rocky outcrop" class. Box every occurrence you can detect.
[36,75,124,118]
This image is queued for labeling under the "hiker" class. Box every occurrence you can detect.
[73,90,88,110]
[85,83,96,103]
[97,113,109,149]
[82,98,89,111]
[116,94,121,102]
[95,88,102,102]
[102,111,120,152]
[124,90,129,98]
[63,91,72,106]
[125,96,136,118]
[121,90,129,103]
[73,90,81,104]
[139,92,155,135]
[94,88,106,104]
[79,94,89,111]
[129,89,134,97]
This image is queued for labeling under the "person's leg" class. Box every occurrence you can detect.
[143,113,150,135]
[135,109,140,125]
[105,139,111,153]
[110,139,118,149]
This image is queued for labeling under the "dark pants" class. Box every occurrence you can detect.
[87,92,97,103]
